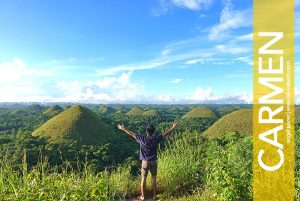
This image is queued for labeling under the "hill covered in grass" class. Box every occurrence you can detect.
[32,105,116,145]
[142,109,158,117]
[126,107,144,116]
[28,104,45,112]
[296,106,300,124]
[203,109,252,139]
[43,105,64,116]
[182,107,216,119]
[99,105,116,113]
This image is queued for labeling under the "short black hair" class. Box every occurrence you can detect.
[146,124,155,136]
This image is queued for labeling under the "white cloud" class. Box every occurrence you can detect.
[208,0,251,41]
[170,0,213,11]
[171,79,182,84]
[0,58,53,84]
[153,0,213,16]
[215,44,250,54]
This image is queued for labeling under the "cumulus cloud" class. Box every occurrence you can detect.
[208,0,251,41]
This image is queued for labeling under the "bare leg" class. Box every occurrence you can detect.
[152,175,157,199]
[141,175,146,199]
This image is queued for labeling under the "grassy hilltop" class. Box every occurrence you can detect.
[43,105,64,116]
[182,107,216,119]
[142,109,158,117]
[33,105,116,145]
[126,107,144,116]
[203,109,252,139]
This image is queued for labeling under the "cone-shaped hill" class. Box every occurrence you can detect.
[142,109,158,117]
[126,107,144,116]
[43,105,64,115]
[99,105,116,113]
[182,107,216,119]
[296,106,300,123]
[28,104,45,112]
[33,105,116,145]
[116,109,125,114]
[203,109,252,139]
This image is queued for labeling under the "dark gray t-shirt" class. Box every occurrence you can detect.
[136,134,164,161]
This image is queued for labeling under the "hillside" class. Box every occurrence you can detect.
[43,105,64,115]
[182,107,216,119]
[296,106,300,124]
[203,109,252,139]
[126,107,144,116]
[32,105,116,145]
[28,104,45,112]
[99,105,116,113]
[10,109,26,115]
[142,109,158,117]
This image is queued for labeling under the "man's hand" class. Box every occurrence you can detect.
[117,123,137,139]
[117,123,125,131]
[162,120,180,137]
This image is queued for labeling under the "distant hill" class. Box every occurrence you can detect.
[99,105,116,113]
[296,106,300,124]
[32,105,116,145]
[142,109,158,117]
[43,105,64,116]
[182,107,216,119]
[115,109,125,114]
[203,109,252,139]
[126,107,144,116]
[28,104,45,112]
[10,109,26,115]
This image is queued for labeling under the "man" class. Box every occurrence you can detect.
[117,120,180,201]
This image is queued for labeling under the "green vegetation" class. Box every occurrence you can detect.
[10,109,26,115]
[296,106,300,124]
[182,107,216,119]
[142,109,158,117]
[3,103,299,200]
[99,105,116,113]
[28,104,45,112]
[126,107,144,116]
[43,105,64,116]
[33,105,117,145]
[203,109,252,139]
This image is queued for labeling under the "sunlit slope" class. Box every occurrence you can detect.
[142,109,158,117]
[126,107,144,116]
[43,105,64,115]
[182,107,216,119]
[33,105,116,145]
[203,109,252,139]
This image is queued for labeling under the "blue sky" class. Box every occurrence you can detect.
[0,0,299,104]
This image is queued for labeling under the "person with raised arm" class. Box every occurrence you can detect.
[117,120,180,201]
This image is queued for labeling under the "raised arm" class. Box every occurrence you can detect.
[117,124,137,139]
[162,120,180,137]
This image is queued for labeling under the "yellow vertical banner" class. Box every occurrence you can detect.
[253,0,294,200]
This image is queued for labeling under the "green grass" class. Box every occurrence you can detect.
[203,109,252,139]
[296,106,300,124]
[126,107,144,116]
[99,106,116,114]
[142,109,158,117]
[33,105,117,145]
[43,105,64,116]
[182,107,216,119]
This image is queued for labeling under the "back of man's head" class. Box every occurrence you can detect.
[146,124,155,136]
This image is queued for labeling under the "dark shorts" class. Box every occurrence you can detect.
[141,160,158,177]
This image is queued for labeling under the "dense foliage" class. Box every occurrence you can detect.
[0,103,298,200]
